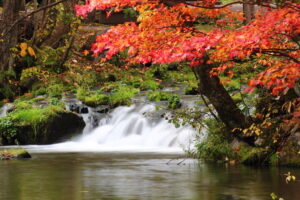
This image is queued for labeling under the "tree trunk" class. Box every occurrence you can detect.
[243,0,255,24]
[192,60,253,142]
[0,0,22,71]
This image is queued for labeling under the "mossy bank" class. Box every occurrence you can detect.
[0,101,85,145]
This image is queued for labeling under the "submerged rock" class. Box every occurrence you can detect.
[0,148,31,160]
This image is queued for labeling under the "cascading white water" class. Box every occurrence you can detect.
[26,104,198,154]
[0,103,14,117]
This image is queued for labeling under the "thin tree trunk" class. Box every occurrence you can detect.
[243,0,255,24]
[0,0,22,71]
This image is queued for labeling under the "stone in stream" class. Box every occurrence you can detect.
[69,103,89,114]
[0,148,31,160]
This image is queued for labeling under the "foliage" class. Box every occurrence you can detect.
[110,86,139,107]
[0,69,17,100]
[196,120,235,161]
[76,0,300,128]
[167,94,181,109]
[0,117,18,143]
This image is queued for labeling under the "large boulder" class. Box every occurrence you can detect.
[1,108,85,145]
[18,111,85,145]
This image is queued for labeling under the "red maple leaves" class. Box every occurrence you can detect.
[76,1,300,98]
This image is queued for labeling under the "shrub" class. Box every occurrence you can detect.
[0,117,18,144]
[167,94,181,109]
[196,120,236,161]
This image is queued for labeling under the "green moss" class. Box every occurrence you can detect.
[84,94,110,107]
[76,87,89,101]
[77,85,139,108]
[140,80,160,91]
[184,81,199,95]
[110,87,139,107]
[46,84,65,98]
[14,101,33,110]
[10,105,64,127]
[0,104,67,145]
[240,147,269,165]
[0,148,31,160]
[31,96,46,103]
[147,91,171,102]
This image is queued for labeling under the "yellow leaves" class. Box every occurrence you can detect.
[285,172,296,184]
[20,50,27,57]
[20,42,28,50]
[19,42,36,58]
[242,123,263,136]
[28,47,36,58]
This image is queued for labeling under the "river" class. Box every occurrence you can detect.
[1,104,300,200]
[0,152,300,200]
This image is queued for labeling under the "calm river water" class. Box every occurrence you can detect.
[0,152,299,200]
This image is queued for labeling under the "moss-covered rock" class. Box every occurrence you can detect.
[278,132,300,167]
[0,105,85,145]
[240,147,270,166]
[84,94,110,107]
[184,82,199,95]
[0,148,31,160]
[147,91,171,102]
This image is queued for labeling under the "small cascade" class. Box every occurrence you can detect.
[29,103,198,153]
[0,103,14,117]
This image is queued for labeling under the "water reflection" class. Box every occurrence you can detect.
[0,153,299,200]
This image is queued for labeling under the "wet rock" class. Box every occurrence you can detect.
[95,106,110,114]
[2,111,85,145]
[69,103,89,114]
[0,149,31,160]
[278,132,300,166]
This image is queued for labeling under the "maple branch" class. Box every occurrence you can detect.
[182,1,276,10]
[199,93,220,121]
[261,50,299,63]
[0,0,68,38]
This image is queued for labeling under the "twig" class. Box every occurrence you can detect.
[1,0,68,38]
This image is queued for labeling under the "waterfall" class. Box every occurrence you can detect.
[26,103,198,154]
[0,103,14,117]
